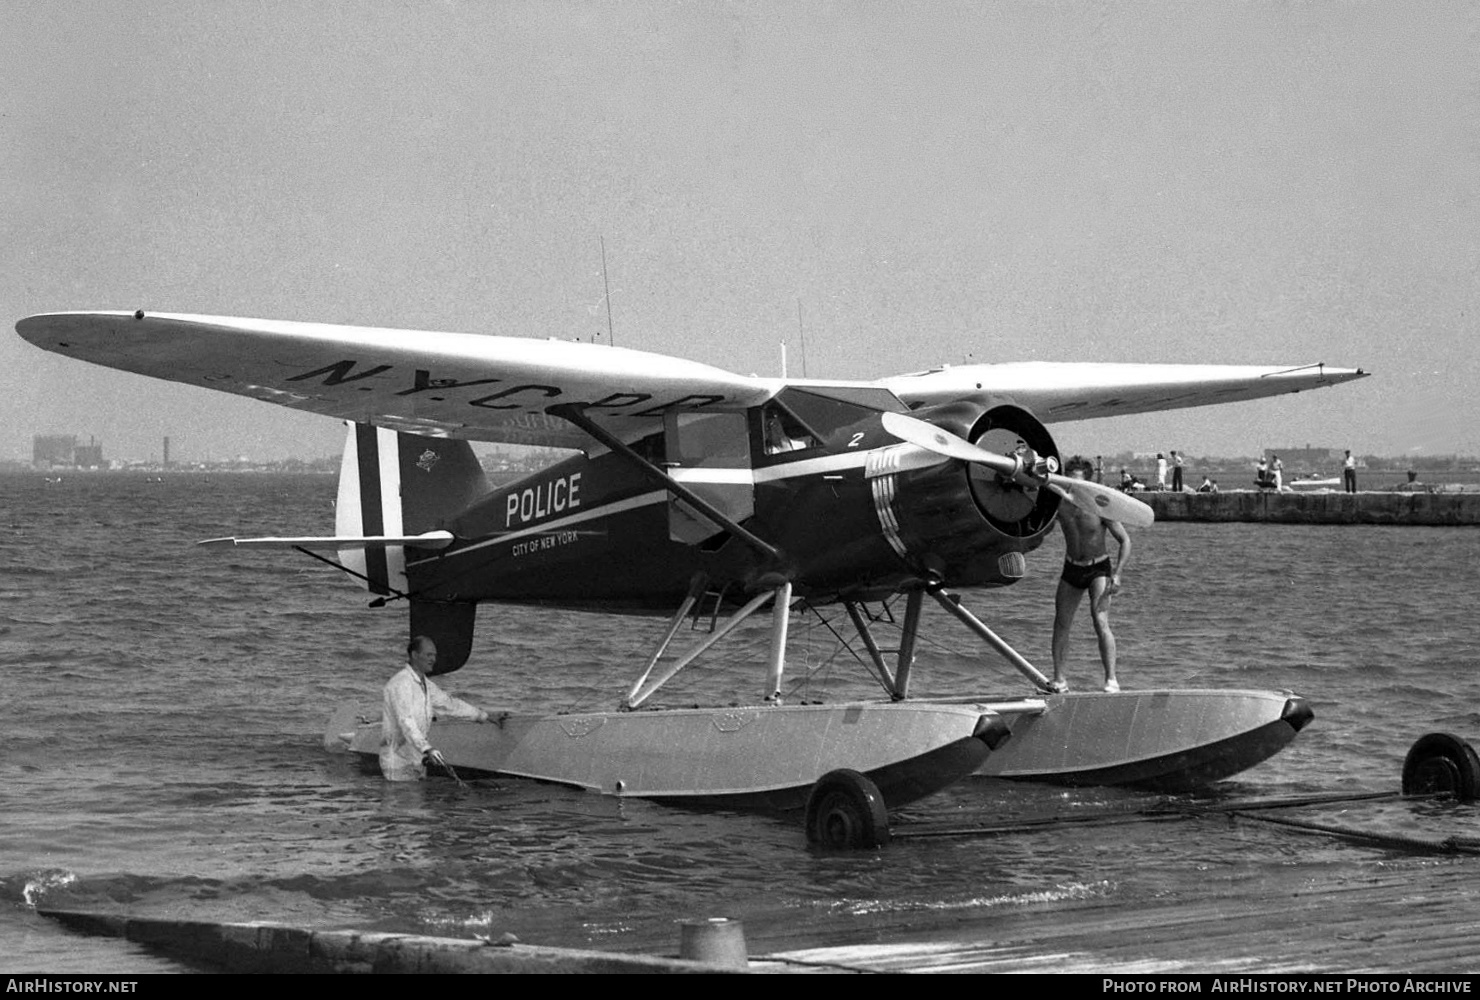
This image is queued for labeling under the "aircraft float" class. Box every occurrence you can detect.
[16,310,1366,845]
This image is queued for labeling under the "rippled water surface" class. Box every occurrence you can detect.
[3,473,1479,971]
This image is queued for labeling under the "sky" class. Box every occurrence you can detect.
[2,2,1475,464]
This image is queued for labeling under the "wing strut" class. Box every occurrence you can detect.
[549,402,781,563]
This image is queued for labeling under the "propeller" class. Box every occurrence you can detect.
[880,411,1155,528]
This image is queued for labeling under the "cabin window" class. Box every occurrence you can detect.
[762,403,819,455]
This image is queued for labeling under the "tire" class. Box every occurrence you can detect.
[804,769,891,849]
[1401,732,1480,802]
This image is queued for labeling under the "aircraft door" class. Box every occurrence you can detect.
[663,411,755,544]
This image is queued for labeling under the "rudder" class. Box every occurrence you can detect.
[336,423,486,674]
[335,423,489,597]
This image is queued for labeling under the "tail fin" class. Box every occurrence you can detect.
[337,424,488,674]
[335,423,489,596]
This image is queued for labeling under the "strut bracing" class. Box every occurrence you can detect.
[929,587,1053,691]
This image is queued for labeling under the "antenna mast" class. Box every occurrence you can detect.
[600,235,616,347]
[796,298,808,377]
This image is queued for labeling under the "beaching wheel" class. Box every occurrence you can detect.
[1401,733,1480,802]
[805,769,890,849]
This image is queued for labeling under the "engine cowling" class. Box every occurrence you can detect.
[870,400,1060,588]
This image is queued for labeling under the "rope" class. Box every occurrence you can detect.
[1227,810,1480,855]
[892,789,1477,856]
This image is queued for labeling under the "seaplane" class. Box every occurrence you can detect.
[16,310,1367,845]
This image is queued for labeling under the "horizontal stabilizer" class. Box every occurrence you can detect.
[198,531,455,550]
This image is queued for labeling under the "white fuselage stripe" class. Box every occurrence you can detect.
[407,489,670,566]
[754,451,870,482]
[668,467,754,485]
[668,448,942,485]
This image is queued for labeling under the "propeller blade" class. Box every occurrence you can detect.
[880,411,1019,476]
[880,411,1154,528]
[1045,479,1154,528]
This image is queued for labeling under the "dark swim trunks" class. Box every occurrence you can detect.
[1061,556,1112,590]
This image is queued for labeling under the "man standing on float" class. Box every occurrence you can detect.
[1050,456,1132,694]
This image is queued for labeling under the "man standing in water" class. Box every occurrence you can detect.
[381,635,503,781]
[1051,456,1132,694]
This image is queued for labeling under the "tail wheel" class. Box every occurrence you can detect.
[805,769,890,849]
[1401,733,1480,802]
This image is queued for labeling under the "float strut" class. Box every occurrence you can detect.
[928,587,1054,691]
[626,590,775,709]
[763,582,793,703]
[893,589,924,698]
[625,577,708,707]
[844,601,898,695]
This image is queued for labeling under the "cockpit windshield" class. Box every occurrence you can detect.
[765,386,904,452]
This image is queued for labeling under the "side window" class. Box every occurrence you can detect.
[662,410,754,545]
[665,411,751,468]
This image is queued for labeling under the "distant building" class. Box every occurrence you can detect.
[33,434,105,469]
[75,440,105,468]
[33,434,76,468]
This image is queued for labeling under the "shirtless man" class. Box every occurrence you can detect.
[1051,456,1131,693]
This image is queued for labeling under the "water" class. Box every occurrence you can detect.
[3,473,1479,972]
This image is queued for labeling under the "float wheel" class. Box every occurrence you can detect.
[804,769,890,848]
[1401,733,1480,802]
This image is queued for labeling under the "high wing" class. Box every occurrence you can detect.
[881,361,1367,421]
[14,311,775,449]
[16,312,1368,448]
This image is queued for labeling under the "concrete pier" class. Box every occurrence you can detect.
[37,908,752,974]
[1140,490,1480,526]
[40,856,1480,973]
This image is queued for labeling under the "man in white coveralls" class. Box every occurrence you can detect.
[381,635,502,781]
